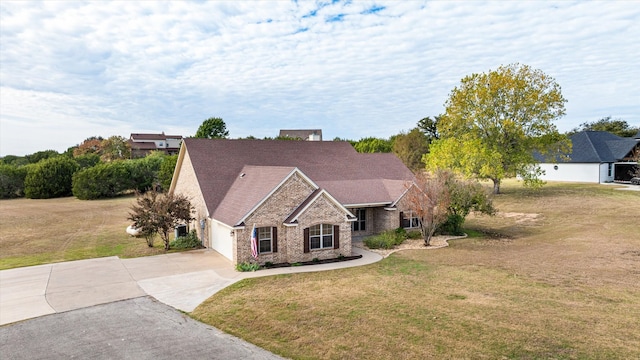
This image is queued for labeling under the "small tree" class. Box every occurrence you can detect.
[128,190,194,250]
[403,172,451,246]
[194,117,229,139]
[439,171,496,235]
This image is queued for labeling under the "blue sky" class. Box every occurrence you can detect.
[1,1,639,156]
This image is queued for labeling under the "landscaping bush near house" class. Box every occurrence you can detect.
[438,214,466,236]
[407,230,422,239]
[364,229,406,249]
[169,230,202,249]
[235,262,261,272]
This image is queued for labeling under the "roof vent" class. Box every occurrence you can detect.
[240,173,246,178]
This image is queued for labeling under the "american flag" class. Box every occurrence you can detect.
[250,224,258,259]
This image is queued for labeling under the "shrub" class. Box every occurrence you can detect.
[74,153,101,169]
[158,155,178,191]
[407,230,422,239]
[438,214,466,236]
[235,262,260,272]
[364,229,406,249]
[72,161,131,200]
[24,157,78,198]
[0,164,28,198]
[169,230,201,249]
[127,152,164,192]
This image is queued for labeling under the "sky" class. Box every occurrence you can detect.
[1,1,639,156]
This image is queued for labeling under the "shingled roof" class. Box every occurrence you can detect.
[561,131,638,163]
[178,139,414,225]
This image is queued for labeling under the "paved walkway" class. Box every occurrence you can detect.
[0,247,382,325]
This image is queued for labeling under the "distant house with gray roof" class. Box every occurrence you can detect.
[537,131,639,183]
[169,138,416,265]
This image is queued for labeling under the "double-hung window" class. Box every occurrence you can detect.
[402,211,420,229]
[309,224,334,250]
[258,227,273,253]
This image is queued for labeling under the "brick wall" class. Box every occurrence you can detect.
[171,149,210,247]
[235,172,316,264]
[235,173,352,265]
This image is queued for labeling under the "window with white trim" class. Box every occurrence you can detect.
[402,211,420,229]
[309,224,333,249]
[258,227,272,253]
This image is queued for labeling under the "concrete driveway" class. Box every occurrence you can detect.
[1,247,381,325]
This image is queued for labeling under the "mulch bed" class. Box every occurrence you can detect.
[263,255,363,269]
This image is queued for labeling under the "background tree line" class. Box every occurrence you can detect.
[0,136,177,200]
[3,64,638,200]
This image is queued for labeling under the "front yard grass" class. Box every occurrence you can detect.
[191,181,640,359]
[0,196,177,269]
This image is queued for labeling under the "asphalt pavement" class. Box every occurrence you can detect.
[0,296,284,360]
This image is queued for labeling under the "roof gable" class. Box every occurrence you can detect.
[284,189,355,225]
[547,131,639,163]
[180,139,415,221]
[214,166,317,226]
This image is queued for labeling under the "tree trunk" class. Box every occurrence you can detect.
[492,179,501,194]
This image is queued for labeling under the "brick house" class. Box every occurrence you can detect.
[169,138,417,265]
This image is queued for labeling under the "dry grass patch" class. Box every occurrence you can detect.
[0,196,173,269]
[192,181,640,359]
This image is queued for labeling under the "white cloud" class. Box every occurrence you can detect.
[1,0,639,155]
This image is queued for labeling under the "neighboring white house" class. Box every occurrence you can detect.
[537,131,639,183]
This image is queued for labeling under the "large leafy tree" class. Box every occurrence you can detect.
[194,117,229,139]
[73,136,104,157]
[392,128,430,172]
[425,63,569,194]
[128,190,195,250]
[417,115,441,143]
[569,116,640,138]
[101,135,131,161]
